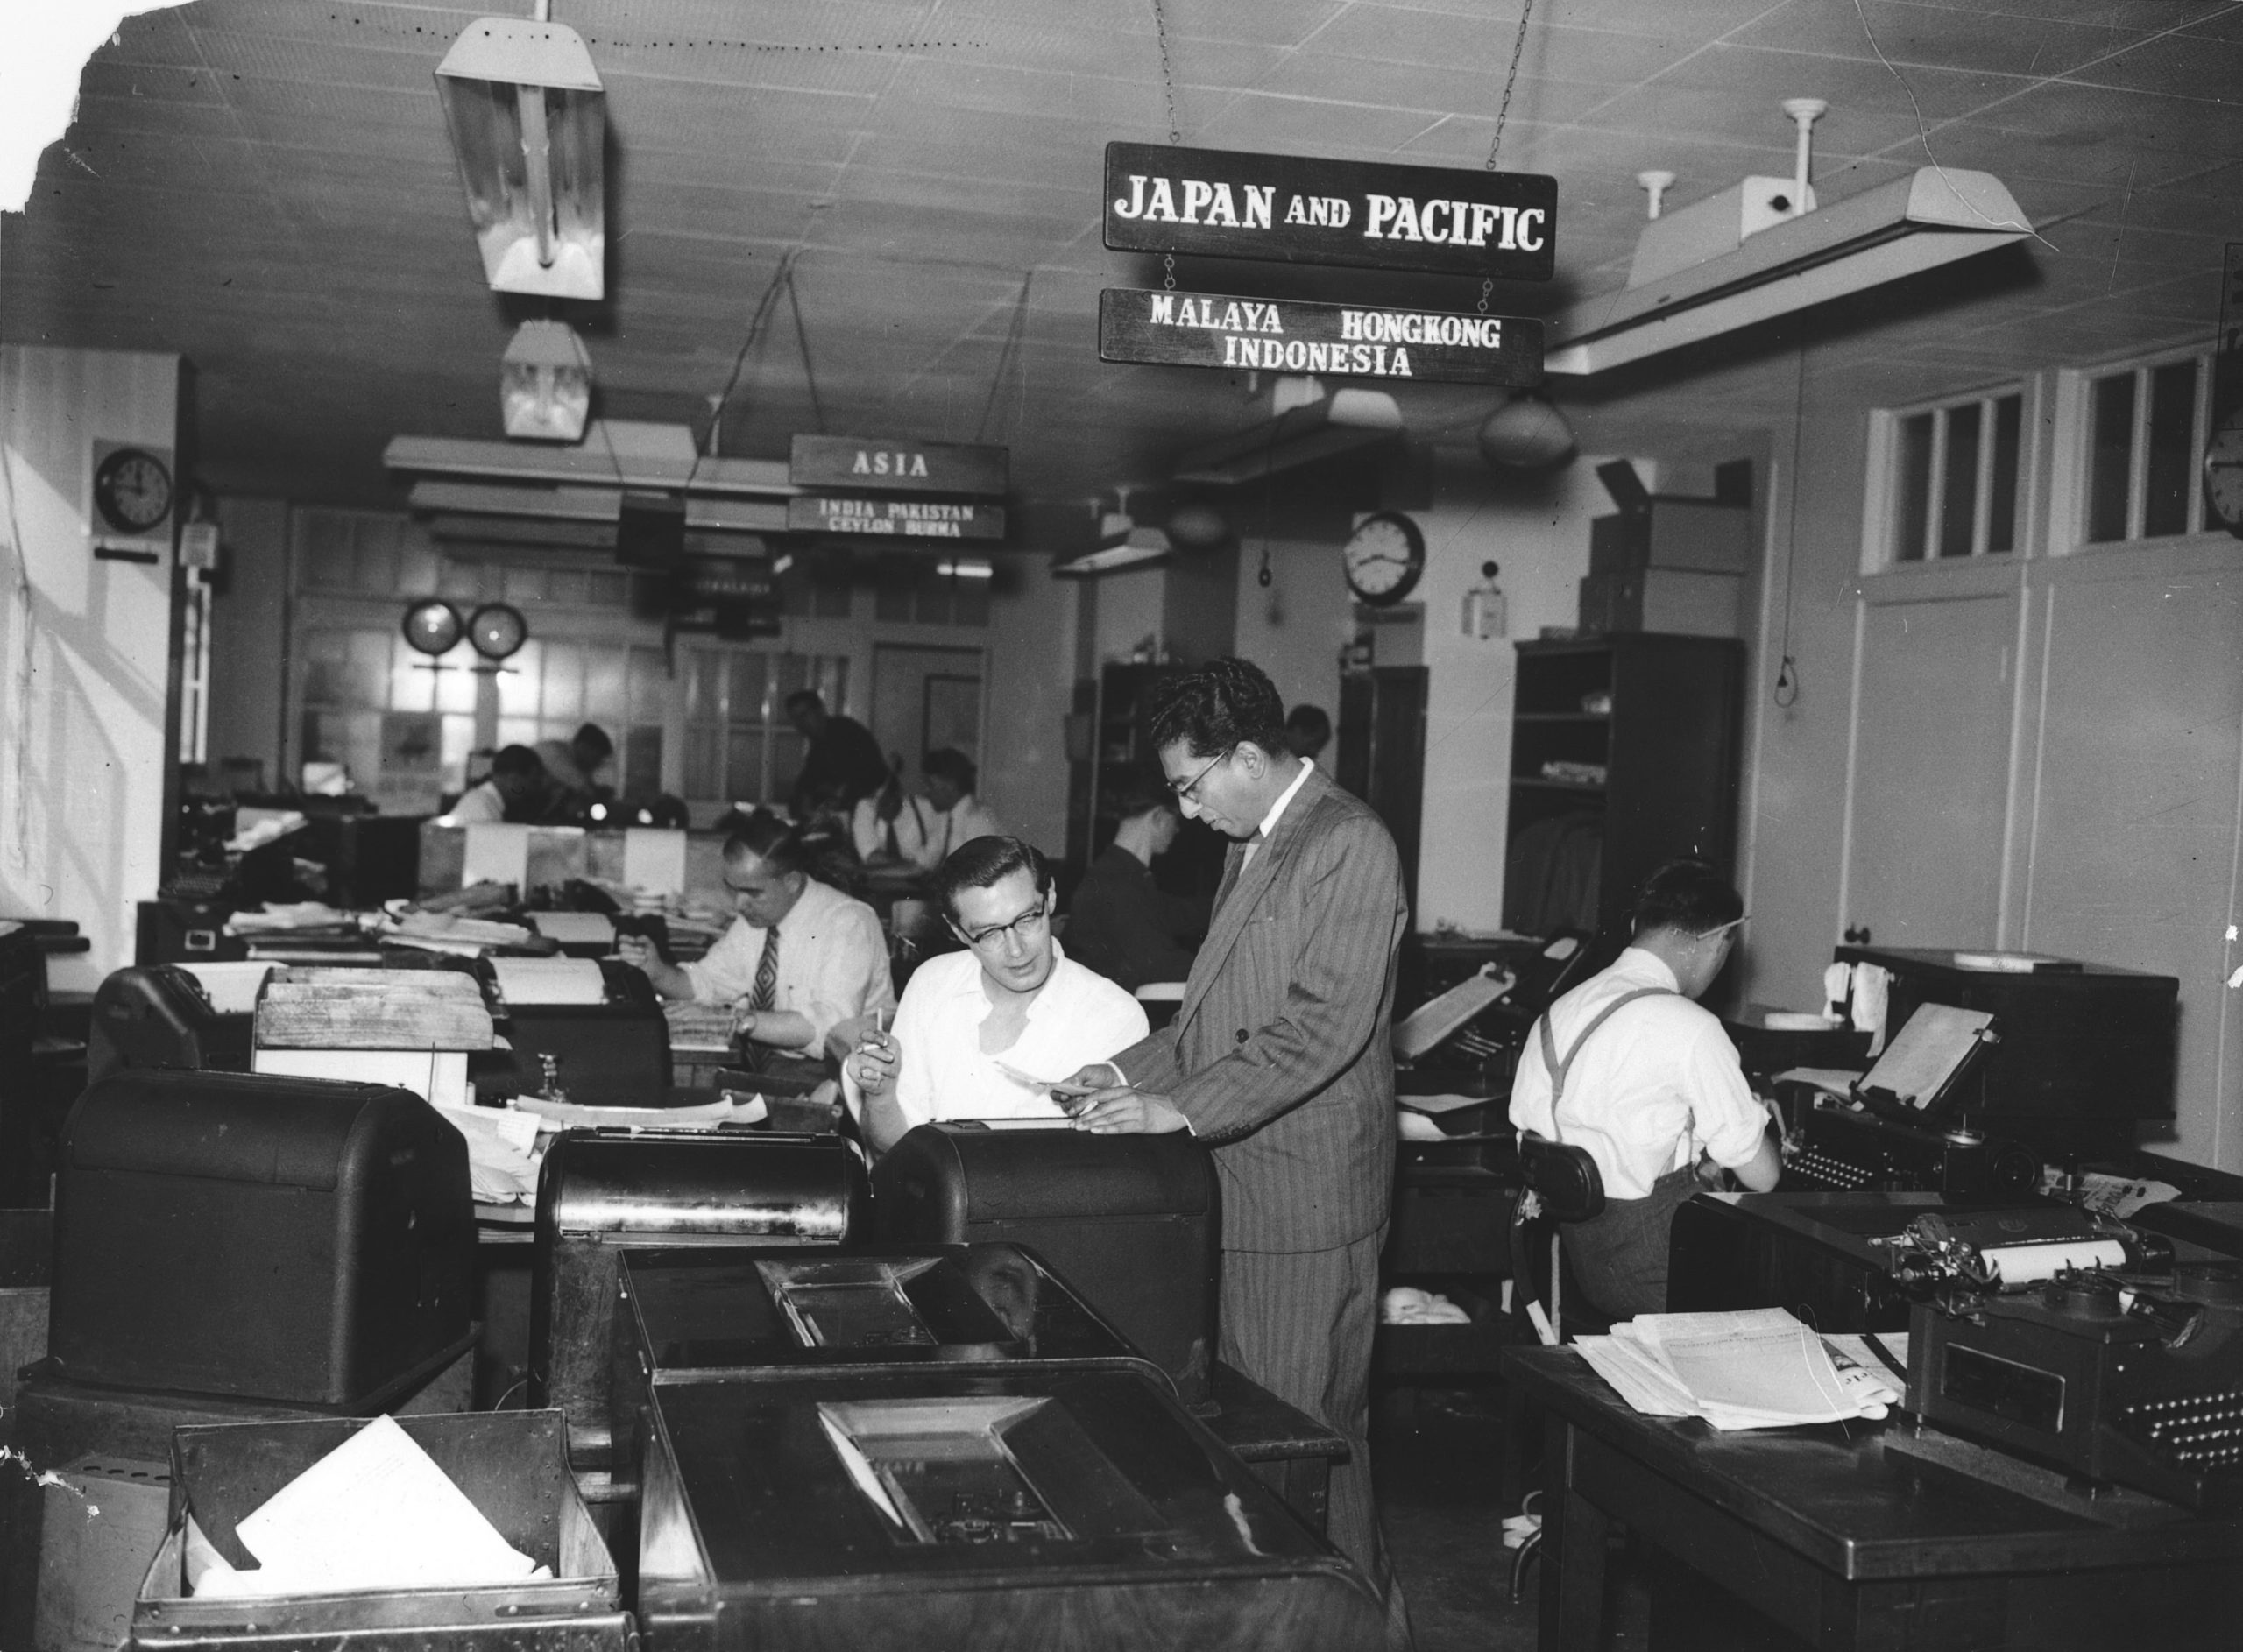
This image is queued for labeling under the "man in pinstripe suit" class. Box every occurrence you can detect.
[1072,658,1411,1633]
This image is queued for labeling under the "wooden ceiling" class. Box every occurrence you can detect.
[4,0,2239,509]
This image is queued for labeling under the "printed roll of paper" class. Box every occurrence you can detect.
[1978,1239,2127,1284]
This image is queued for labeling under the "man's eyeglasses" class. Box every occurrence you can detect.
[1168,745,1234,803]
[959,903,1049,949]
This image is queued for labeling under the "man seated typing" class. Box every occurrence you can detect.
[618,809,894,1065]
[845,835,1147,1154]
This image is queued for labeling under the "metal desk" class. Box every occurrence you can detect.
[1504,1345,2243,1651]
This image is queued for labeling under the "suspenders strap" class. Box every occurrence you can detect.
[1532,986,1677,1144]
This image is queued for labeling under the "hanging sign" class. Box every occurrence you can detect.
[789,496,1008,541]
[1104,143,1557,280]
[1100,288,1543,387]
[789,434,1008,498]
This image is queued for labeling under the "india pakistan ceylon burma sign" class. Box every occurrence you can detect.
[788,496,1007,540]
[1104,143,1557,281]
[1100,288,1543,388]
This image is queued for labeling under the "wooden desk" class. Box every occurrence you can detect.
[1205,1360,1351,1534]
[1504,1345,2243,1651]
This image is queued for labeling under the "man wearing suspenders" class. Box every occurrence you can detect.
[1508,860,1783,1319]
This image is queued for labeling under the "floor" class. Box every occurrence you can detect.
[1371,1383,1651,1652]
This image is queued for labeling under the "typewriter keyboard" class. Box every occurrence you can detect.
[2120,1388,2243,1472]
[1786,1148,1878,1191]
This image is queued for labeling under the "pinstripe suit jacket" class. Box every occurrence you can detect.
[1113,765,1407,1253]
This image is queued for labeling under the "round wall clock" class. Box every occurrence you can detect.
[2204,408,2243,540]
[92,447,173,535]
[401,599,463,656]
[467,602,528,661]
[1342,511,1426,606]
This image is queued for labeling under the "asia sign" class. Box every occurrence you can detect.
[1104,143,1556,281]
[788,496,1008,541]
[1099,288,1543,388]
[789,434,1008,498]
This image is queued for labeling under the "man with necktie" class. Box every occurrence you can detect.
[618,808,894,1064]
[1066,657,1412,1641]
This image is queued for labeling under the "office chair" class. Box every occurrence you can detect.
[1505,1131,1609,1605]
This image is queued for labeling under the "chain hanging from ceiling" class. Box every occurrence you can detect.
[974,270,1036,445]
[1478,2,1536,316]
[1150,0,1183,291]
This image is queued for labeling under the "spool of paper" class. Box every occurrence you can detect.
[1978,1239,2127,1284]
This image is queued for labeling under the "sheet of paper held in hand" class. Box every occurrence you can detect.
[195,1415,545,1596]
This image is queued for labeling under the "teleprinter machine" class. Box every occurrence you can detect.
[478,955,672,1105]
[633,1369,1384,1652]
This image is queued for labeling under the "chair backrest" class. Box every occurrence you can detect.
[1518,1133,1604,1223]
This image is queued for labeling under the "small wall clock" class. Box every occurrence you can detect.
[1342,511,1426,606]
[92,446,174,536]
[2204,408,2243,540]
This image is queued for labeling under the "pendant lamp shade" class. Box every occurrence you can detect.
[1477,395,1577,471]
[500,320,592,441]
[436,18,605,300]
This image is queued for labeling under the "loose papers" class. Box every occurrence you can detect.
[189,1415,544,1597]
[1572,1308,1900,1430]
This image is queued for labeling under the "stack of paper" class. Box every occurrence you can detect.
[663,1000,739,1053]
[1572,1308,1901,1430]
[491,957,608,1006]
[435,1105,543,1204]
[188,1415,546,1597]
[380,910,534,957]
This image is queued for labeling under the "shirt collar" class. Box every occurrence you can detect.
[952,937,1067,1018]
[1254,757,1315,844]
[1615,945,1682,992]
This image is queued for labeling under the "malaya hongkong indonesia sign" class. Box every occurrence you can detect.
[1103,143,1557,280]
[1100,288,1542,388]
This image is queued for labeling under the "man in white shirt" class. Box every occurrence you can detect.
[534,723,613,802]
[617,809,894,1064]
[444,745,545,824]
[845,836,1146,1154]
[1508,859,1781,1318]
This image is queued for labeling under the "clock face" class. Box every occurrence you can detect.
[2205,415,2243,540]
[92,447,173,534]
[401,599,464,657]
[1343,512,1426,605]
[468,602,528,661]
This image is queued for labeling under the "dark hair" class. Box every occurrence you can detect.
[1631,859,1743,937]
[1148,657,1288,759]
[923,746,978,793]
[783,689,825,717]
[930,835,1051,923]
[491,745,544,779]
[571,723,613,759]
[722,807,811,877]
[1110,784,1179,823]
[1285,703,1332,743]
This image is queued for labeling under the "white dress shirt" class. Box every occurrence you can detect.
[444,780,506,824]
[1242,756,1315,870]
[850,793,939,863]
[845,939,1148,1130]
[858,792,1008,872]
[1507,946,1767,1200]
[683,877,895,1052]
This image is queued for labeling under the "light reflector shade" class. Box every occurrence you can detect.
[436,19,605,300]
[499,320,592,441]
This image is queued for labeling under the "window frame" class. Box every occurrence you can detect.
[2052,341,2218,553]
[1863,379,2030,573]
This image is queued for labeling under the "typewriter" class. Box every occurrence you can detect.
[1886,1205,2243,1510]
[1778,1003,2040,1197]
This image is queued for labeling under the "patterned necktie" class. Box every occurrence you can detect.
[742,925,780,1070]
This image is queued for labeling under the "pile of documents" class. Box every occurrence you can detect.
[377,909,534,957]
[1573,1308,1903,1430]
[186,1415,547,1597]
[1381,1287,1473,1325]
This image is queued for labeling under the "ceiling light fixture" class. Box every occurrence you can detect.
[1052,491,1174,578]
[1545,105,2030,378]
[499,320,592,441]
[435,2,605,300]
[1170,384,1404,486]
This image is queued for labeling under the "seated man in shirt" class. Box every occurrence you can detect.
[849,761,939,867]
[534,722,613,802]
[1506,858,1780,1319]
[855,748,1007,872]
[844,835,1148,1154]
[1063,789,1204,991]
[616,809,895,1065]
[445,745,546,824]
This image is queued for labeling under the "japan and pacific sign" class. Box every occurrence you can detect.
[1099,142,1553,388]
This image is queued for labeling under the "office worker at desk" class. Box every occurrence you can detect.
[845,835,1147,1154]
[443,744,546,824]
[1507,859,1781,1319]
[1063,789,1203,992]
[618,809,895,1063]
[1064,657,1412,1627]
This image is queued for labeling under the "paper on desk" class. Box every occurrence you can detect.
[528,912,617,948]
[1772,1066,1867,1096]
[1618,1309,1862,1428]
[492,957,607,1006]
[509,1093,768,1131]
[209,1415,542,1596]
[625,828,690,896]
[463,823,532,889]
[435,1105,542,1204]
